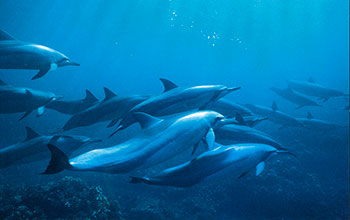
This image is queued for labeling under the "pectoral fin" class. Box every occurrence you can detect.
[19,110,33,120]
[37,106,45,117]
[238,171,249,179]
[255,161,265,176]
[32,66,51,80]
[205,128,215,150]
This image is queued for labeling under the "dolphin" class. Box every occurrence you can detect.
[42,111,225,174]
[205,98,253,117]
[214,112,268,128]
[287,78,349,102]
[46,89,98,115]
[270,86,321,109]
[0,80,61,120]
[0,127,100,169]
[239,115,268,127]
[0,29,79,80]
[297,112,348,131]
[110,78,240,136]
[214,124,284,149]
[62,87,148,131]
[129,143,287,187]
[245,102,304,128]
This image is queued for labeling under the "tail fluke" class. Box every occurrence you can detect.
[42,144,72,174]
[129,176,147,184]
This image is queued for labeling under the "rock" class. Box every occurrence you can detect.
[0,176,122,220]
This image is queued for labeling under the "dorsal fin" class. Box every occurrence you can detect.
[307,112,313,120]
[235,112,246,125]
[0,29,15,41]
[84,89,98,103]
[24,126,40,141]
[0,80,7,86]
[308,77,315,83]
[133,112,163,129]
[160,78,178,92]
[271,101,278,111]
[103,87,117,100]
[25,89,33,96]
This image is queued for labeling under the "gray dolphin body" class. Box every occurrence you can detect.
[245,102,304,128]
[129,143,278,187]
[43,111,225,174]
[287,79,349,102]
[205,99,253,117]
[46,89,98,115]
[62,88,148,131]
[297,112,346,131]
[0,80,60,120]
[0,29,79,80]
[270,87,321,109]
[214,124,284,149]
[0,127,99,169]
[111,79,239,135]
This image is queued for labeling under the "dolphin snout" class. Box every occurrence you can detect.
[214,118,236,129]
[68,61,80,66]
[215,86,240,101]
[59,59,80,67]
[227,86,240,92]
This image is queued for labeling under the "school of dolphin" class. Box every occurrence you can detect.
[1,29,349,187]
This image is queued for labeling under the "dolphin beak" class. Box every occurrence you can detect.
[59,59,80,67]
[214,86,241,101]
[227,86,240,92]
[67,60,80,66]
[214,118,237,129]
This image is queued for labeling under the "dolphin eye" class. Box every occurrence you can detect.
[215,116,224,122]
[60,58,69,62]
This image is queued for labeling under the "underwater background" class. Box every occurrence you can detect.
[0,0,349,219]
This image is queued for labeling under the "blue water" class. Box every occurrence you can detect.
[0,1,349,219]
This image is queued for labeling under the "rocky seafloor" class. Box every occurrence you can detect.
[0,165,348,220]
[0,176,122,220]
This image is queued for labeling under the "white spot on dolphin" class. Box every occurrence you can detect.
[49,63,58,71]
